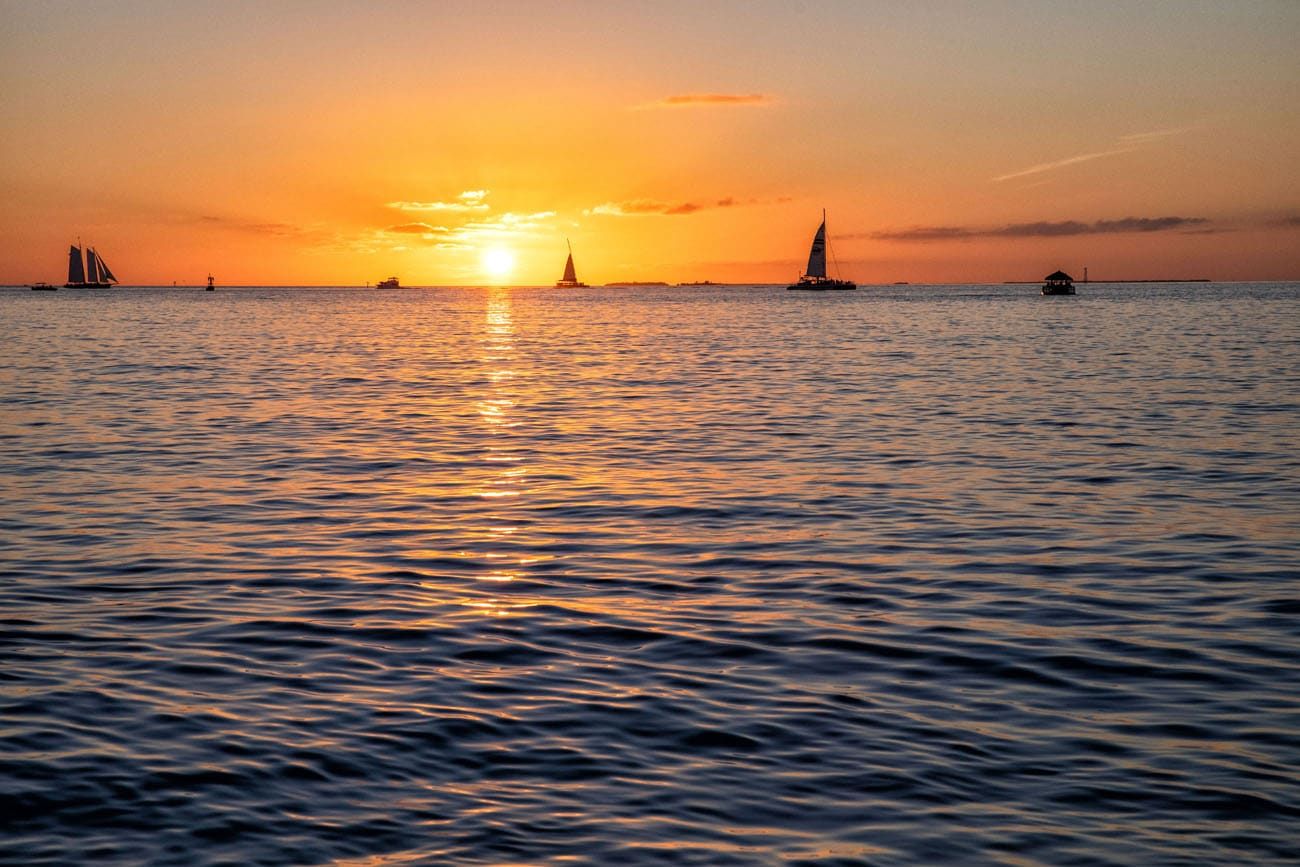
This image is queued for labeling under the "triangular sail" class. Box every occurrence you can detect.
[86,248,102,283]
[68,245,85,284]
[97,252,116,283]
[805,221,827,278]
[561,253,577,284]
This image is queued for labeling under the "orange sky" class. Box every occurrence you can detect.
[2,0,1297,285]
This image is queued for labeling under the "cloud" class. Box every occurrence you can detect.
[585,196,786,217]
[388,190,490,212]
[1088,217,1208,234]
[862,225,972,242]
[639,93,773,109]
[1118,123,1204,144]
[377,210,557,246]
[197,214,312,238]
[385,222,445,235]
[994,121,1203,183]
[196,213,372,251]
[871,216,1210,242]
[374,185,556,249]
[992,147,1138,183]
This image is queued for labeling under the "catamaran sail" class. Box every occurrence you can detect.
[805,221,827,279]
[788,210,855,291]
[555,240,586,287]
[67,245,86,284]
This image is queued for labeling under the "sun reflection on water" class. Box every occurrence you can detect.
[475,289,526,570]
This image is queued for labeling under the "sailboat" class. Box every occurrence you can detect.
[64,243,118,288]
[787,211,855,291]
[555,240,586,288]
[206,274,215,291]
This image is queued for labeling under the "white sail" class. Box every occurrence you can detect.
[67,245,85,284]
[805,220,827,279]
[86,248,102,283]
[97,252,117,283]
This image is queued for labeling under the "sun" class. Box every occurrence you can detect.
[482,247,515,282]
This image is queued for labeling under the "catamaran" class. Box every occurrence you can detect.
[788,211,855,291]
[555,240,586,288]
[64,243,118,288]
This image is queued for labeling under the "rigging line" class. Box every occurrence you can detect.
[829,236,844,279]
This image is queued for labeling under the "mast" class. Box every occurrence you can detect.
[67,244,86,284]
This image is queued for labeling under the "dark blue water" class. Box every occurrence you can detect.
[2,283,1298,865]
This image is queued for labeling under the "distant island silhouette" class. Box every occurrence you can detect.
[1004,278,1211,284]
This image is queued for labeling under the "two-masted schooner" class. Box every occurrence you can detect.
[788,211,855,291]
[65,243,118,288]
[555,240,586,288]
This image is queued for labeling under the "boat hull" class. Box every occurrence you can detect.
[30,284,57,291]
[788,281,856,291]
[63,282,115,289]
[1041,286,1076,295]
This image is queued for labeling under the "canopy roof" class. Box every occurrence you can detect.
[1045,270,1073,281]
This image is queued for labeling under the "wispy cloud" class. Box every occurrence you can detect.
[1118,122,1204,144]
[585,196,788,217]
[992,147,1138,183]
[378,210,556,246]
[385,222,445,235]
[871,216,1210,242]
[197,214,314,238]
[196,214,372,252]
[639,93,773,109]
[387,190,490,213]
[376,187,556,248]
[993,121,1203,183]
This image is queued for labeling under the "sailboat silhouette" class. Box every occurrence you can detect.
[555,240,587,288]
[65,243,118,288]
[787,211,855,291]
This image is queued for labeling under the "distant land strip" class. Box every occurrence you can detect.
[1003,278,1211,284]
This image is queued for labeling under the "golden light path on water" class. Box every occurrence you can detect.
[477,289,528,591]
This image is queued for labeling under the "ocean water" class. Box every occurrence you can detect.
[1,282,1298,866]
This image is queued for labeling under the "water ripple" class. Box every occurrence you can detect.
[2,283,1298,865]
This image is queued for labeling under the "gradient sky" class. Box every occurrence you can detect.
[2,0,1297,284]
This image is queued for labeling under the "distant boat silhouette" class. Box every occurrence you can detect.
[30,282,56,291]
[1042,270,1076,295]
[206,274,215,291]
[788,211,855,291]
[64,243,118,288]
[376,276,400,289]
[555,240,586,288]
